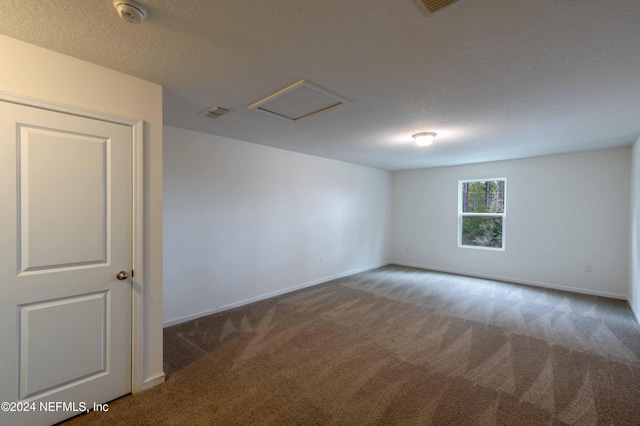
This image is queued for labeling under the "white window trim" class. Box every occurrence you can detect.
[457,178,507,251]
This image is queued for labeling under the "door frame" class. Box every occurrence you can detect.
[0,90,146,394]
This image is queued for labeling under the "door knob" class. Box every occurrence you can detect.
[117,271,129,280]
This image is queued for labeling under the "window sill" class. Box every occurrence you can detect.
[458,244,505,252]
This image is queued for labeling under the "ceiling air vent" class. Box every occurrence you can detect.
[248,80,350,122]
[201,105,233,119]
[411,0,463,14]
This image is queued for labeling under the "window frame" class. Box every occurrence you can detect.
[457,178,507,251]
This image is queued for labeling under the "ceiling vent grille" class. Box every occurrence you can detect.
[412,0,463,14]
[202,105,233,119]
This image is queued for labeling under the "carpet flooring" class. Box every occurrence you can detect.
[63,265,640,425]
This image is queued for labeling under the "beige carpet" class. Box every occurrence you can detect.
[64,265,640,425]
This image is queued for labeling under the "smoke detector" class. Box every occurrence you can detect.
[113,0,148,24]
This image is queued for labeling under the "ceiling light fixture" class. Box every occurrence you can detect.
[413,132,437,147]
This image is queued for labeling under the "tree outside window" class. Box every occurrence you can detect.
[458,179,506,250]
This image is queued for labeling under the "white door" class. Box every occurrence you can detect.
[0,101,132,425]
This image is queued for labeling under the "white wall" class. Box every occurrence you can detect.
[163,126,392,325]
[0,35,164,388]
[393,148,631,298]
[630,138,640,318]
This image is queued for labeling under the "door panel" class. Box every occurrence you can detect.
[0,101,132,425]
[19,292,108,400]
[18,126,110,272]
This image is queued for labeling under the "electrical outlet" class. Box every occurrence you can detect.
[321,256,324,264]
[405,247,409,253]
[585,265,592,273]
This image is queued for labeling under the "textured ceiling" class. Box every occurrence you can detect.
[1,0,639,171]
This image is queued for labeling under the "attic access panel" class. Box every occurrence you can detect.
[248,80,350,122]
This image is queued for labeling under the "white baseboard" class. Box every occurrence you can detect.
[163,262,391,327]
[141,372,166,391]
[391,261,628,300]
[629,300,640,324]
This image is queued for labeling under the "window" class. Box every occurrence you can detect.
[458,178,506,250]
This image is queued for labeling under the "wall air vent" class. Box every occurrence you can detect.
[248,80,350,122]
[411,0,463,14]
[201,105,233,119]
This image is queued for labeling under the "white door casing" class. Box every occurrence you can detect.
[0,95,144,425]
